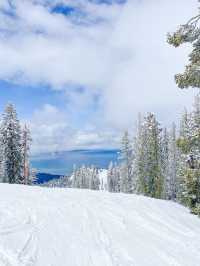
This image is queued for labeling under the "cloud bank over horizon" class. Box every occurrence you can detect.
[0,0,199,154]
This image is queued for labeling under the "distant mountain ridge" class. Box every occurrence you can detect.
[36,173,61,184]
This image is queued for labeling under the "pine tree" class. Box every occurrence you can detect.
[119,131,133,193]
[27,168,37,185]
[80,165,87,188]
[89,167,100,190]
[135,113,163,198]
[191,94,200,158]
[0,103,23,184]
[21,124,32,185]
[161,128,169,199]
[167,5,200,88]
[0,141,4,182]
[177,96,200,214]
[107,162,120,192]
[133,113,145,194]
[107,161,115,192]
[72,164,78,188]
[72,166,81,188]
[177,109,191,202]
[113,163,121,192]
[168,123,178,200]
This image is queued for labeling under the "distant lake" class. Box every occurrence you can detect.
[31,149,119,175]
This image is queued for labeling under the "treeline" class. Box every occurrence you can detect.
[68,95,200,216]
[0,103,36,185]
[107,95,200,215]
[47,166,103,190]
[72,166,100,190]
[45,95,200,216]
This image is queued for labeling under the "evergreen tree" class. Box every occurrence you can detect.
[107,161,115,192]
[0,103,23,184]
[72,165,78,188]
[119,131,133,193]
[177,96,200,214]
[113,163,121,192]
[80,165,87,188]
[167,4,200,88]
[135,113,163,198]
[133,113,145,194]
[74,167,82,188]
[161,128,169,199]
[167,123,178,200]
[28,168,37,185]
[21,124,32,185]
[89,167,100,190]
[0,142,4,182]
[107,162,120,192]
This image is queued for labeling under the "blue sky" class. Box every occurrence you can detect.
[0,0,198,154]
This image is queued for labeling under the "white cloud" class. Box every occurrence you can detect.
[0,0,199,152]
[28,104,74,154]
[29,104,119,154]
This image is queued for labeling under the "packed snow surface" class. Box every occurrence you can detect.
[0,184,200,266]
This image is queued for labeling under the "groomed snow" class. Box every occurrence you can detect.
[0,184,200,266]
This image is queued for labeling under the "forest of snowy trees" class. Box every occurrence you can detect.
[106,95,200,215]
[70,95,200,216]
[0,103,36,185]
[1,98,200,216]
[46,166,102,190]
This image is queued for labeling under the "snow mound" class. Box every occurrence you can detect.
[0,184,200,266]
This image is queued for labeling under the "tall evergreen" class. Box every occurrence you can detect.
[161,128,169,199]
[89,167,100,190]
[119,131,133,193]
[132,113,143,193]
[107,161,115,192]
[135,113,163,198]
[167,123,178,200]
[21,124,32,185]
[177,96,200,214]
[107,162,120,192]
[0,104,23,184]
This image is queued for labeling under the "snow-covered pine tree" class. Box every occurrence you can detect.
[191,94,200,158]
[161,127,169,199]
[107,162,120,192]
[119,131,133,193]
[176,108,192,202]
[107,161,114,192]
[113,163,121,192]
[0,103,23,184]
[135,113,163,198]
[133,113,145,194]
[89,166,100,190]
[177,96,200,214]
[21,124,32,185]
[0,141,4,182]
[167,123,179,200]
[80,165,87,188]
[72,165,81,188]
[167,5,200,88]
[72,165,78,188]
[27,168,37,185]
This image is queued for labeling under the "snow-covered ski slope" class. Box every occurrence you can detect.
[0,184,200,266]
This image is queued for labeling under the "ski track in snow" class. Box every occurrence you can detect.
[0,184,200,266]
[0,202,38,266]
